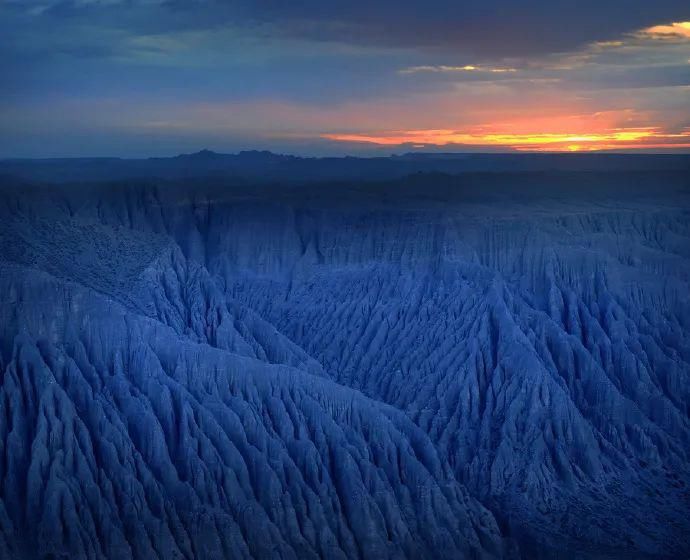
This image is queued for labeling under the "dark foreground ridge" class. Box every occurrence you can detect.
[0,158,689,559]
[1,150,689,184]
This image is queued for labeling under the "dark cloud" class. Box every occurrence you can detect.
[6,0,690,57]
[568,64,690,89]
[239,0,690,56]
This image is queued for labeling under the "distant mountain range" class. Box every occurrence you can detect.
[2,150,690,184]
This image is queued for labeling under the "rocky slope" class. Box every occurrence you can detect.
[0,169,689,558]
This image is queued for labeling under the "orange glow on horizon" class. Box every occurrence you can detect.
[322,127,690,152]
[321,20,690,154]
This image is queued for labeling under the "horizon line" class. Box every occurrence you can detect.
[3,148,690,162]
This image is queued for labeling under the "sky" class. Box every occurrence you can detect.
[1,0,689,157]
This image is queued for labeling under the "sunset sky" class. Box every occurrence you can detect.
[1,1,689,157]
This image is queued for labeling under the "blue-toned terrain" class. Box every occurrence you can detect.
[0,153,689,559]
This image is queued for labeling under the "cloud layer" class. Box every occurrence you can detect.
[1,0,689,155]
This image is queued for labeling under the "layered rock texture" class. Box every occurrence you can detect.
[1,167,689,558]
